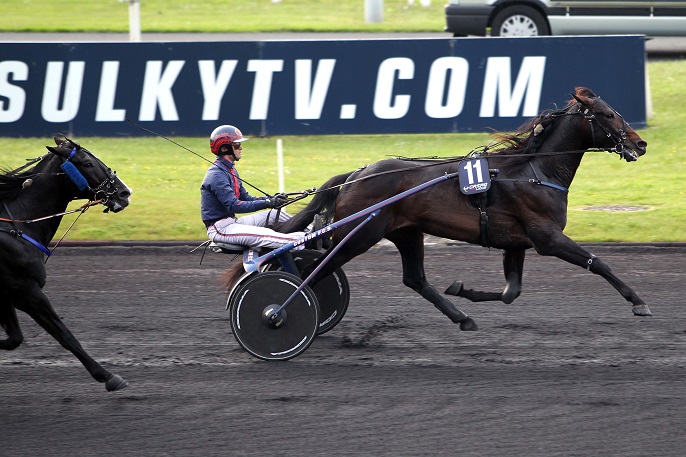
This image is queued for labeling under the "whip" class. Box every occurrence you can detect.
[126,118,271,196]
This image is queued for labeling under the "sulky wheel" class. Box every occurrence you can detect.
[229,271,319,361]
[265,249,350,335]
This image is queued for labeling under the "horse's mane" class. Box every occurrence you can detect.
[0,165,38,202]
[480,105,569,168]
[482,87,597,168]
[391,104,570,170]
[0,153,59,203]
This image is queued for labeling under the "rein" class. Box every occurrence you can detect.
[296,99,629,199]
[302,145,620,198]
[0,199,104,224]
[4,155,45,175]
[0,199,103,259]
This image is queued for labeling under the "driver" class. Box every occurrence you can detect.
[200,125,306,250]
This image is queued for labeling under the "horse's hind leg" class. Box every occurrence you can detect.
[531,230,651,316]
[0,300,24,350]
[387,229,478,331]
[12,284,128,391]
[445,249,525,304]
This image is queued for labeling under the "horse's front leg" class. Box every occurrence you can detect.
[388,230,478,331]
[0,299,24,350]
[445,249,525,304]
[12,283,129,391]
[530,229,651,316]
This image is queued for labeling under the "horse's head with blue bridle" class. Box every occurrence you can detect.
[46,136,132,213]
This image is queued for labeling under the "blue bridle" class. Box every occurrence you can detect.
[60,147,91,192]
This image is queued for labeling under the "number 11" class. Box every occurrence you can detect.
[463,160,484,184]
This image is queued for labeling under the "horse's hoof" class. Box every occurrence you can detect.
[459,317,478,331]
[632,305,652,317]
[445,281,463,296]
[106,374,129,392]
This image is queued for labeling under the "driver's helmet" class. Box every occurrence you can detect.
[210,125,249,155]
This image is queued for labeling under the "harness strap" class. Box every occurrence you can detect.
[537,180,569,193]
[5,155,45,176]
[19,232,52,256]
[1,202,52,256]
[477,193,489,248]
[491,161,569,193]
[491,177,568,193]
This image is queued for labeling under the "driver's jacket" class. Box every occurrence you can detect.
[200,157,268,226]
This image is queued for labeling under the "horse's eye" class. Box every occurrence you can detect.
[83,161,94,168]
[606,112,615,119]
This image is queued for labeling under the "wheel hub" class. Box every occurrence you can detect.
[262,304,287,329]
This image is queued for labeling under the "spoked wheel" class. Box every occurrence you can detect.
[229,271,319,361]
[265,249,350,335]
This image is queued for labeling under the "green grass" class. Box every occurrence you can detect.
[3,60,685,242]
[0,0,446,33]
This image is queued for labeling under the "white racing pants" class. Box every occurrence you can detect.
[207,209,306,250]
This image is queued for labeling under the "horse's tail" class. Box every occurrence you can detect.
[223,170,356,290]
[222,261,246,291]
[275,170,356,232]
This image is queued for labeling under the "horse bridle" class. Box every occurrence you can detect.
[61,144,120,207]
[570,93,635,160]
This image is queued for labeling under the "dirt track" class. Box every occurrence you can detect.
[2,241,685,456]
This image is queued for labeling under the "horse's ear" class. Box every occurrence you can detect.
[570,87,596,107]
[48,135,76,157]
[574,87,598,102]
[46,144,69,158]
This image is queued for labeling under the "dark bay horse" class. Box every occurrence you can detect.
[269,87,650,331]
[0,136,132,391]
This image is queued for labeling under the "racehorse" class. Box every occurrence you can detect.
[0,136,132,391]
[262,87,651,331]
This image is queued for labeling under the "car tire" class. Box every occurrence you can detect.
[491,5,550,37]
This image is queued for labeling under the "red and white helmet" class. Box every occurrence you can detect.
[209,125,249,155]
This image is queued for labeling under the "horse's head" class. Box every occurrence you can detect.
[46,136,132,212]
[569,87,647,162]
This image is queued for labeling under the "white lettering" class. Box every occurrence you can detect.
[139,60,185,121]
[373,57,414,120]
[247,60,283,120]
[480,56,546,117]
[96,61,126,122]
[425,57,469,119]
[198,60,237,121]
[0,61,28,123]
[42,61,85,123]
[295,59,336,119]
